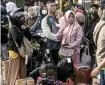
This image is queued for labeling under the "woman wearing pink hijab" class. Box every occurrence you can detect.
[56,10,84,65]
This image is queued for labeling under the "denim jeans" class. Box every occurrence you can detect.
[100,70,105,85]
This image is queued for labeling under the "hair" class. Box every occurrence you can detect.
[46,0,55,4]
[90,4,99,9]
[24,2,30,6]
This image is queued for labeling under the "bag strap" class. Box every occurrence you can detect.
[47,16,53,32]
[95,23,105,45]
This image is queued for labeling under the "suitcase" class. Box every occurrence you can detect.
[74,65,92,84]
[15,77,35,85]
[1,60,9,85]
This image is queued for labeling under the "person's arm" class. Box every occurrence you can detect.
[41,17,58,41]
[91,25,105,77]
[97,58,105,70]
[91,58,105,77]
[21,25,31,40]
[56,17,65,41]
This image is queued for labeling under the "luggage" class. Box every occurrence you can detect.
[1,60,9,85]
[15,77,35,85]
[74,65,92,84]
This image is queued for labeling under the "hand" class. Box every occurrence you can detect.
[21,25,27,29]
[91,67,101,78]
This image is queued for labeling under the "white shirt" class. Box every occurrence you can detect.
[6,2,17,13]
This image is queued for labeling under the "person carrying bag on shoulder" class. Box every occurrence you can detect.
[8,8,32,85]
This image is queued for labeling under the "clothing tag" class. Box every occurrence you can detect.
[67,58,71,63]
[46,49,50,54]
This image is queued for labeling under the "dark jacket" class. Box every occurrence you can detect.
[84,14,100,42]
[1,25,9,44]
[1,14,9,44]
[8,25,31,52]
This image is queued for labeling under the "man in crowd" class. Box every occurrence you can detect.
[92,4,105,85]
[41,0,60,64]
[26,6,38,28]
[84,4,100,67]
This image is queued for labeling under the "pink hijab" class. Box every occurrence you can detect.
[57,10,79,45]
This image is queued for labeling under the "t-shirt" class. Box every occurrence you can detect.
[49,16,59,34]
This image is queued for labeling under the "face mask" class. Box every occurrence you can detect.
[79,22,84,26]
[90,10,98,16]
[55,0,59,4]
[42,10,47,15]
[19,20,25,25]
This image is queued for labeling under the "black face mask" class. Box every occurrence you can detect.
[79,22,84,26]
[91,11,98,16]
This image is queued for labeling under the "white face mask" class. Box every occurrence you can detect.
[42,10,47,15]
[55,0,59,4]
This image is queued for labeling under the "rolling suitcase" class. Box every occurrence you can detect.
[74,65,92,84]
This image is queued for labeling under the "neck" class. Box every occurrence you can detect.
[48,12,54,17]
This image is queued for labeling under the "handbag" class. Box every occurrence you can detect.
[81,42,92,67]
[10,28,33,59]
[18,36,33,58]
[59,46,75,57]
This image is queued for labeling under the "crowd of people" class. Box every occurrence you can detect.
[1,0,105,85]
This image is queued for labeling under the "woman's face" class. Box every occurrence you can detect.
[98,8,103,18]
[68,13,75,24]
[19,16,25,25]
[42,6,48,15]
[28,7,35,17]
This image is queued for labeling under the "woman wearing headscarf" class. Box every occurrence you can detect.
[56,10,84,65]
[40,6,48,20]
[7,8,31,85]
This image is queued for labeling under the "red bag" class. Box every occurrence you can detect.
[74,65,92,84]
[62,78,74,85]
